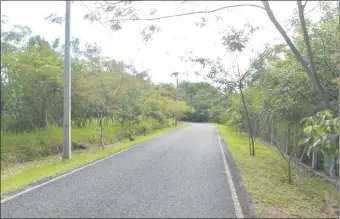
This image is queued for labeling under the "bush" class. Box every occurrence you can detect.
[137,118,154,136]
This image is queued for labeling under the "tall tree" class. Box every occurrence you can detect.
[77,1,337,110]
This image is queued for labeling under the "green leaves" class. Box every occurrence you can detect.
[1,19,190,136]
[221,23,260,52]
[45,14,65,25]
[301,110,339,175]
[178,82,224,123]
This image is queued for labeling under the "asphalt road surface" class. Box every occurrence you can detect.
[1,123,242,218]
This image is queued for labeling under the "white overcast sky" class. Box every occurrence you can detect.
[1,1,320,84]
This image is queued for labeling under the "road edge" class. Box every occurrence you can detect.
[216,128,243,218]
[216,127,257,218]
[1,124,190,204]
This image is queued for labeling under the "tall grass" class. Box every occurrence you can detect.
[1,118,170,168]
[1,122,188,195]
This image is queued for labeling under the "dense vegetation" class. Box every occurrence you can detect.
[1,1,338,217]
[1,0,339,189]
[168,2,339,178]
[217,2,339,177]
[1,2,339,179]
[176,82,225,123]
[0,17,193,167]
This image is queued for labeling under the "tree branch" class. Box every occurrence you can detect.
[319,33,337,75]
[305,1,319,15]
[273,137,289,162]
[261,1,307,68]
[112,74,128,96]
[289,142,298,163]
[81,1,106,28]
[302,0,308,9]
[107,4,265,22]
[297,0,330,109]
[261,0,330,109]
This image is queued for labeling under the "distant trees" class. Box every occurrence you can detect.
[178,82,224,123]
[0,19,192,141]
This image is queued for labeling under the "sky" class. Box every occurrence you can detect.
[1,1,320,84]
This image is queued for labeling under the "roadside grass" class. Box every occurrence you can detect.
[1,122,188,197]
[0,121,122,167]
[216,124,339,218]
[1,119,178,167]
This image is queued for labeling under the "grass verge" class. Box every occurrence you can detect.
[216,124,339,218]
[1,123,188,197]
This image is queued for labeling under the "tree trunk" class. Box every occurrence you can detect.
[288,161,292,184]
[312,151,317,169]
[239,81,255,155]
[293,128,297,157]
[296,1,330,109]
[254,120,258,138]
[270,122,274,145]
[286,127,290,154]
[99,111,105,148]
[83,115,87,127]
[248,130,252,155]
[261,1,330,110]
[45,115,49,128]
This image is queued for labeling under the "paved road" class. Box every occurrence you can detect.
[1,123,239,218]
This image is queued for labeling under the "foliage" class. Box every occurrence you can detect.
[0,20,192,166]
[179,82,224,123]
[115,89,144,141]
[301,110,339,176]
[213,2,339,175]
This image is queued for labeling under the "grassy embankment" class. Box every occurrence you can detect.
[1,122,188,198]
[216,124,339,218]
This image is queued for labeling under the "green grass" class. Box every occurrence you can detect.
[1,121,122,166]
[1,118,177,167]
[1,122,188,197]
[216,124,339,218]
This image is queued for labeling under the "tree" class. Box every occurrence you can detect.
[261,1,331,110]
[78,1,337,111]
[272,126,299,184]
[179,82,224,123]
[1,32,64,131]
[166,99,193,126]
[114,88,144,141]
[1,18,200,164]
[88,71,127,147]
[219,4,339,176]
[187,24,259,155]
